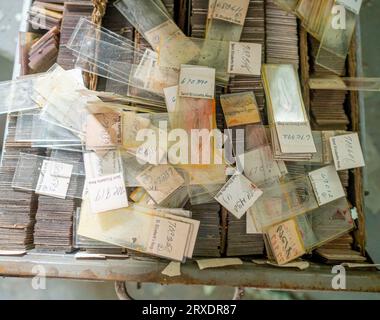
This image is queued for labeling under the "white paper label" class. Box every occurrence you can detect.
[163,85,178,112]
[228,42,262,76]
[212,0,250,25]
[215,174,263,219]
[147,216,190,261]
[336,0,362,14]
[87,173,128,214]
[330,133,365,171]
[276,122,316,154]
[308,165,345,206]
[136,165,185,204]
[179,66,215,99]
[36,160,73,199]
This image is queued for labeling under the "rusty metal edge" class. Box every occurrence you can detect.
[0,253,380,293]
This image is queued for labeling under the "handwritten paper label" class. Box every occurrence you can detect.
[267,219,305,265]
[179,66,215,99]
[215,174,263,219]
[276,122,316,154]
[136,165,185,204]
[238,146,282,185]
[147,216,190,261]
[212,0,250,25]
[228,42,262,76]
[330,133,365,170]
[36,160,73,199]
[163,85,178,112]
[86,112,122,150]
[144,20,183,51]
[87,173,128,213]
[221,93,260,127]
[207,0,217,19]
[336,0,363,15]
[308,165,345,206]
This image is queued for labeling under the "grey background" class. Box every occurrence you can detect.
[0,0,379,299]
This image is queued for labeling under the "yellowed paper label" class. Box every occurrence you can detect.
[330,133,365,171]
[212,0,250,25]
[308,165,345,206]
[136,165,185,204]
[267,219,305,265]
[276,122,316,154]
[215,174,263,219]
[147,216,190,261]
[228,42,262,76]
[179,66,215,99]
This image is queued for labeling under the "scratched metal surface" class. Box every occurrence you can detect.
[0,253,379,293]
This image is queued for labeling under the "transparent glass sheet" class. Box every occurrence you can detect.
[316,6,357,75]
[158,36,230,85]
[249,175,319,229]
[114,0,184,51]
[309,76,380,92]
[205,0,249,42]
[0,73,48,115]
[12,153,85,199]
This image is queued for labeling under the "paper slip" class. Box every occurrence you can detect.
[330,133,365,170]
[212,0,250,25]
[207,0,217,19]
[267,219,306,265]
[87,173,128,213]
[36,160,73,199]
[179,66,215,99]
[228,42,262,76]
[308,165,346,206]
[214,174,263,219]
[336,0,363,15]
[196,258,243,270]
[276,122,316,154]
[132,204,199,258]
[163,85,178,112]
[147,216,190,261]
[136,165,185,204]
[85,112,122,150]
[161,261,181,277]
